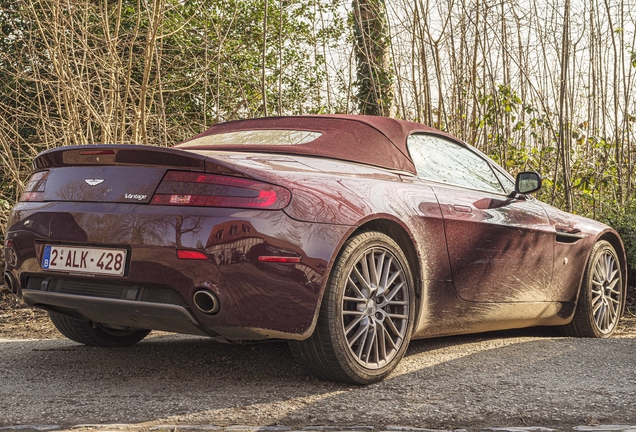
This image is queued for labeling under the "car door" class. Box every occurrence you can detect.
[407,134,556,303]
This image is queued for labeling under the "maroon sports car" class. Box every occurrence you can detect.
[3,115,627,384]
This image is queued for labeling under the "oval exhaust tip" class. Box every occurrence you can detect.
[193,289,220,315]
[3,271,17,295]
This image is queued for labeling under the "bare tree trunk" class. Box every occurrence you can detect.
[352,0,394,116]
[262,0,269,117]
[411,2,421,122]
[417,0,433,125]
[468,0,481,146]
[558,0,573,211]
[603,0,622,206]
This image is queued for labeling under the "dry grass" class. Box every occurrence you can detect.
[0,290,58,339]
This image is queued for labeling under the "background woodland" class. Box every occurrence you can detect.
[1,0,636,272]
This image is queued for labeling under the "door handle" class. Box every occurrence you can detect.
[555,225,581,234]
[452,205,473,213]
[555,225,584,241]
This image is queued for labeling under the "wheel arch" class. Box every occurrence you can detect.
[290,215,423,382]
[568,230,628,321]
[561,230,627,336]
[349,216,424,326]
[303,215,425,341]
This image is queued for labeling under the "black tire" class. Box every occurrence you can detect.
[562,240,624,338]
[48,312,151,347]
[289,231,416,384]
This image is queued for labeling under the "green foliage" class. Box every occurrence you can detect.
[0,0,348,272]
[599,206,636,281]
[478,85,523,126]
[1,2,635,281]
[477,84,529,171]
[475,82,636,282]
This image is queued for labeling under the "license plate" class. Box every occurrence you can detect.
[42,245,127,276]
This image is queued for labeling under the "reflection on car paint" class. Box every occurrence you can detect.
[4,115,627,350]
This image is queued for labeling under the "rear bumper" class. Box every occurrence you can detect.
[6,202,351,340]
[22,290,207,336]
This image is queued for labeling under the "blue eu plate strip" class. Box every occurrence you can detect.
[42,245,51,269]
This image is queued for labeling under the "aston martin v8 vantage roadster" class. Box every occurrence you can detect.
[4,115,627,383]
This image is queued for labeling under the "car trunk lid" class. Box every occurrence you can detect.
[31,145,243,204]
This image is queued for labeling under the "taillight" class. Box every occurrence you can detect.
[20,171,49,202]
[258,256,301,263]
[177,249,210,260]
[150,171,291,210]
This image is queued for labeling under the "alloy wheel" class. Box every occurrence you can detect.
[590,249,621,334]
[342,246,410,369]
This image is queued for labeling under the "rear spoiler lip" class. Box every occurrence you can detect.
[32,144,252,178]
[34,144,205,170]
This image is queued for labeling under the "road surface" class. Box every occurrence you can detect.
[1,328,635,430]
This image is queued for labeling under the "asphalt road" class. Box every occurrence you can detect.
[1,328,635,430]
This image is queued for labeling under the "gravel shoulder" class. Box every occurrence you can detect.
[1,286,635,430]
[2,329,636,430]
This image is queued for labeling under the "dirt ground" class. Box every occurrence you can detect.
[1,284,635,340]
[1,284,636,430]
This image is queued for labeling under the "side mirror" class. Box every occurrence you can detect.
[515,171,542,195]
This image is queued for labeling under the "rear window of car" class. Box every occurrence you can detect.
[181,130,322,146]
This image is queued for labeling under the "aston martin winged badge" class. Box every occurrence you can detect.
[85,179,105,186]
